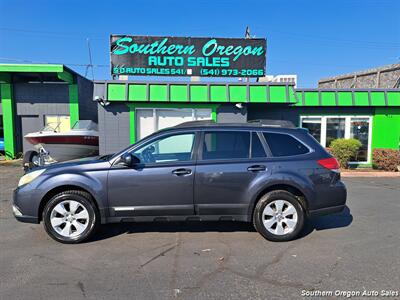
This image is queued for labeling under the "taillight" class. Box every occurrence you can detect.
[317,157,340,171]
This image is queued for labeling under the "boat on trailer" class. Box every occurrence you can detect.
[23,120,99,169]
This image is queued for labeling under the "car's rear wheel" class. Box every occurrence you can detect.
[43,190,99,244]
[253,190,304,242]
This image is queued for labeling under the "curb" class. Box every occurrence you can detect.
[341,172,400,177]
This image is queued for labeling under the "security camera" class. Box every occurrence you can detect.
[95,96,110,107]
[235,103,244,109]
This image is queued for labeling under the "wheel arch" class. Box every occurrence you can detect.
[248,183,309,221]
[38,185,101,222]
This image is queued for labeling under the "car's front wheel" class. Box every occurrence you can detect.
[43,190,99,244]
[253,190,305,242]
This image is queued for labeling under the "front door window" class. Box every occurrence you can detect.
[132,133,195,164]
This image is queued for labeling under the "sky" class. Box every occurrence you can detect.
[0,0,399,87]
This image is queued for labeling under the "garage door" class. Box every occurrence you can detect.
[136,108,212,141]
[21,115,42,152]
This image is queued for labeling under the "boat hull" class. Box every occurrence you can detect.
[25,134,99,162]
[34,143,99,162]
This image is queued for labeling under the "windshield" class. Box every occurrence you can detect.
[41,122,60,132]
[72,120,98,131]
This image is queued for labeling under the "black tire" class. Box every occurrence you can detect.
[42,190,99,244]
[23,150,39,171]
[253,190,305,242]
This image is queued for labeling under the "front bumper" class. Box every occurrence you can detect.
[12,188,40,224]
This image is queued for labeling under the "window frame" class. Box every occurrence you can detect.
[250,131,271,159]
[262,131,312,158]
[198,129,253,163]
[300,115,373,164]
[123,131,201,167]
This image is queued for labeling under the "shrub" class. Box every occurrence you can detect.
[329,139,362,169]
[373,149,400,171]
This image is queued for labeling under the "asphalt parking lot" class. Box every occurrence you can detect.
[1,164,399,300]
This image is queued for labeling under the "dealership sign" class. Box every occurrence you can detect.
[110,35,266,77]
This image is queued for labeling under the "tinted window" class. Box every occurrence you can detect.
[203,131,250,160]
[263,132,309,157]
[251,133,266,158]
[133,133,195,163]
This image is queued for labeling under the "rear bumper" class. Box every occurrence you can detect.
[308,204,345,217]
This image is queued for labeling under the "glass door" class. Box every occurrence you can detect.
[350,118,370,162]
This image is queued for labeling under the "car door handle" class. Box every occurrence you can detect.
[247,165,267,172]
[172,168,192,176]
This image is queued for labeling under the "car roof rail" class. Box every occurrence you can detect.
[174,120,216,128]
[247,119,296,128]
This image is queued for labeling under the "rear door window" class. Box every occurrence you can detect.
[263,132,309,157]
[202,131,250,160]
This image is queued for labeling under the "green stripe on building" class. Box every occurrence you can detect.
[1,83,16,159]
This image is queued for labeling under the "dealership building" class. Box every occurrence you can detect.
[92,80,400,166]
[1,38,400,167]
[0,64,95,157]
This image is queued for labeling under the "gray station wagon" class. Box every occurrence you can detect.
[13,120,347,243]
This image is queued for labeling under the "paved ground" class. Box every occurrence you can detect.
[1,164,399,300]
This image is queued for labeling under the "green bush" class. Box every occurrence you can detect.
[330,138,362,168]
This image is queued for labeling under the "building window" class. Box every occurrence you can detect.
[326,117,346,147]
[301,117,322,143]
[136,108,212,141]
[300,116,372,163]
[45,115,70,132]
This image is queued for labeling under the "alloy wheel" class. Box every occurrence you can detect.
[262,200,298,235]
[50,200,90,238]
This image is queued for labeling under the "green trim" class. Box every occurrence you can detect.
[0,73,11,83]
[149,84,168,101]
[57,71,74,84]
[190,85,208,102]
[1,83,16,159]
[249,86,266,103]
[269,86,286,103]
[129,84,147,101]
[0,64,64,73]
[68,84,79,128]
[108,83,126,101]
[129,106,136,144]
[126,103,219,144]
[321,92,336,106]
[170,85,188,102]
[210,85,227,102]
[372,107,400,150]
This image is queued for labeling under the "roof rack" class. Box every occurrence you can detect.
[173,119,296,129]
[247,119,295,128]
[174,120,216,128]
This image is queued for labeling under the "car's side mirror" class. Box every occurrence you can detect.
[120,153,140,167]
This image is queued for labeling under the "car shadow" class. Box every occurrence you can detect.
[298,205,353,238]
[89,206,353,243]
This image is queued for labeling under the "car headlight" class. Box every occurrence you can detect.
[18,169,46,187]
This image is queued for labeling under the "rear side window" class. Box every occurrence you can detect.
[251,133,267,158]
[263,132,309,157]
[203,131,250,160]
